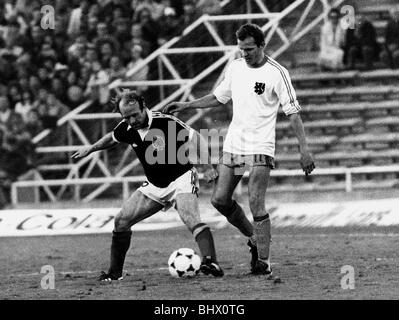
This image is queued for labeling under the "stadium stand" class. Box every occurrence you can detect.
[5,0,399,205]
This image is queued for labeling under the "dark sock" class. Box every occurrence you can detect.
[225,201,253,237]
[253,214,271,262]
[108,230,132,277]
[193,223,217,262]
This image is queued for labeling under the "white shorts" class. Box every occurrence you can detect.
[138,168,199,211]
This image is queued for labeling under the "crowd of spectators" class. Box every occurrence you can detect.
[0,0,223,206]
[319,6,399,71]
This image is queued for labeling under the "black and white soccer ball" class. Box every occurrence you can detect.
[168,248,201,278]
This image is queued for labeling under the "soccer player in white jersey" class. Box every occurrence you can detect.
[163,23,315,276]
[72,90,224,281]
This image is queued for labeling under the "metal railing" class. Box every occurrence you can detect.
[11,165,399,204]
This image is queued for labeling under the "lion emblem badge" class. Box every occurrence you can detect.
[254,82,265,95]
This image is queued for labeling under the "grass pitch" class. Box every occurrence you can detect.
[2,224,399,300]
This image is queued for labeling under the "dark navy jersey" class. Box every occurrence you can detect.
[112,110,194,188]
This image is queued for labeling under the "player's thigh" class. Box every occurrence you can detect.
[212,164,243,204]
[116,190,164,229]
[175,193,201,231]
[247,166,271,216]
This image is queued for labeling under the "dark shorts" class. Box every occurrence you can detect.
[219,152,275,169]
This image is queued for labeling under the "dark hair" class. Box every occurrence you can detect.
[236,23,265,47]
[328,8,340,18]
[110,89,145,112]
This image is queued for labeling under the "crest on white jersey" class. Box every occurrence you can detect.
[254,82,265,95]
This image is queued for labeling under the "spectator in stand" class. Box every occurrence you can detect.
[108,56,127,82]
[318,8,345,71]
[85,61,110,109]
[180,0,201,31]
[67,70,79,88]
[15,90,33,123]
[113,17,131,50]
[135,7,160,54]
[127,44,149,94]
[51,77,69,105]
[132,0,165,21]
[34,88,50,121]
[344,13,380,70]
[78,62,93,89]
[98,41,115,69]
[87,16,99,42]
[93,22,120,60]
[3,18,29,52]
[24,108,43,137]
[18,75,30,93]
[67,0,91,40]
[29,25,44,54]
[67,34,88,72]
[67,85,85,109]
[37,66,53,90]
[0,96,12,126]
[196,0,222,15]
[29,75,42,97]
[1,111,34,180]
[380,8,399,69]
[46,92,69,120]
[88,2,101,21]
[130,23,152,57]
[99,0,133,25]
[27,5,43,29]
[157,6,181,46]
[8,82,23,108]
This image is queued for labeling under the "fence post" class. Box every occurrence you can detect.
[74,171,81,202]
[158,56,165,101]
[345,169,352,192]
[101,119,109,167]
[123,180,129,200]
[11,184,17,206]
[247,0,252,17]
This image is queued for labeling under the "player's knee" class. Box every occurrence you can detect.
[211,195,231,214]
[114,211,132,232]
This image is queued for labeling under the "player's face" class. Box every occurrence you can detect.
[237,36,264,67]
[120,100,148,129]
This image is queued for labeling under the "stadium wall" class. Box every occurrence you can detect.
[1,198,399,237]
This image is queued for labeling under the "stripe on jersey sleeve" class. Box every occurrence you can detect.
[153,113,192,131]
[268,58,301,111]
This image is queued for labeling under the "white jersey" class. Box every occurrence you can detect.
[213,56,300,157]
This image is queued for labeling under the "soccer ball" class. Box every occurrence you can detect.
[168,248,201,278]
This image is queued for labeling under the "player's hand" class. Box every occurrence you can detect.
[203,166,218,183]
[162,101,187,114]
[300,151,315,176]
[71,146,92,160]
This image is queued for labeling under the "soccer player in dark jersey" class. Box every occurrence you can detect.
[71,90,224,280]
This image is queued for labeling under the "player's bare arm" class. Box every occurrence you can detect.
[288,113,315,176]
[163,94,224,114]
[71,132,119,159]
